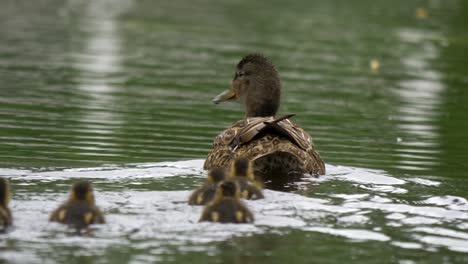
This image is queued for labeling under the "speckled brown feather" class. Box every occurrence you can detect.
[203,116,325,177]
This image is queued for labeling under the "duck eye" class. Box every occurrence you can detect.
[236,71,249,78]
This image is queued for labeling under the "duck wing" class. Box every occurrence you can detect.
[229,114,313,152]
[204,115,325,176]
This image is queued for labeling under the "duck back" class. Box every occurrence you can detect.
[204,116,325,179]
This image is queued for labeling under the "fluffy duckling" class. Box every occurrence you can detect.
[188,168,226,205]
[230,158,264,200]
[0,177,12,229]
[199,180,254,223]
[50,181,105,228]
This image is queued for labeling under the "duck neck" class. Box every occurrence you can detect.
[245,101,278,117]
[244,79,280,117]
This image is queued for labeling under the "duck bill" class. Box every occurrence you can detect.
[212,89,237,104]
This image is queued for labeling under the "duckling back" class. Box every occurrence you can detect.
[229,158,264,200]
[233,178,264,200]
[50,201,104,228]
[188,168,227,205]
[0,177,12,229]
[0,207,12,229]
[50,181,104,228]
[200,197,254,223]
[199,180,254,223]
[188,184,218,205]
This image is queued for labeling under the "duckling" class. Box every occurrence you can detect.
[230,158,264,200]
[204,54,325,178]
[50,181,105,228]
[199,180,254,223]
[0,177,12,229]
[188,168,226,205]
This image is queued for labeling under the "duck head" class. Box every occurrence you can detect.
[215,180,240,199]
[213,54,281,117]
[230,158,254,180]
[207,168,227,183]
[70,181,95,205]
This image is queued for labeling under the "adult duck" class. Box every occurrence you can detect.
[204,54,325,179]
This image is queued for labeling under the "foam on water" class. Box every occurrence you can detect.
[1,160,467,263]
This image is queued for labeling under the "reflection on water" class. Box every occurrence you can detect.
[72,0,129,155]
[394,28,444,172]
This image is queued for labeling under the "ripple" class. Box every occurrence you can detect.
[345,201,468,220]
[303,227,390,242]
[326,164,406,185]
[414,236,468,253]
[2,160,468,260]
[1,0,468,262]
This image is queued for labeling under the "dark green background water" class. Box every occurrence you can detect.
[1,0,467,263]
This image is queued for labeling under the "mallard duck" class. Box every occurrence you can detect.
[188,167,226,205]
[50,181,105,228]
[204,54,325,179]
[230,158,264,200]
[199,180,254,223]
[0,177,12,229]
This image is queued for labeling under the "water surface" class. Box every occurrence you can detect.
[1,0,468,263]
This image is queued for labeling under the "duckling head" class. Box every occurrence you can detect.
[216,180,240,199]
[213,54,281,117]
[0,178,10,207]
[70,181,95,205]
[207,168,227,183]
[230,158,254,180]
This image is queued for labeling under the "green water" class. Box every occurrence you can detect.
[1,0,468,263]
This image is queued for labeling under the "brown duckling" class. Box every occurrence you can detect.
[204,54,325,178]
[199,180,254,223]
[230,158,264,200]
[50,181,105,228]
[0,177,12,229]
[188,168,226,205]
